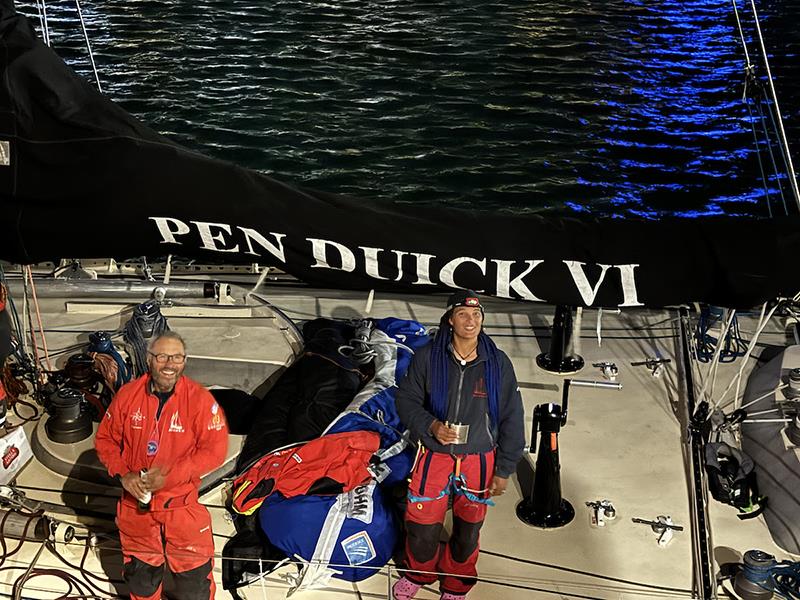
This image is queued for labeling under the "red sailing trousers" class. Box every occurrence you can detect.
[117,500,215,600]
[403,450,494,595]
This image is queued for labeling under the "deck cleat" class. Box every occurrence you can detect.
[632,515,683,546]
[585,499,616,526]
[631,357,671,378]
[592,362,618,382]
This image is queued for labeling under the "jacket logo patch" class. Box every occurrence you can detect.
[168,411,184,433]
[147,440,159,456]
[207,413,224,431]
[473,378,488,398]
[131,409,144,430]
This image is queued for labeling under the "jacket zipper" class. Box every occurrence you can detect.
[453,364,465,427]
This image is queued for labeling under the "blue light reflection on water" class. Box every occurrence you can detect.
[16,0,800,219]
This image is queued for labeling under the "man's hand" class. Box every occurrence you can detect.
[489,475,509,497]
[145,466,168,492]
[431,420,459,445]
[121,471,148,501]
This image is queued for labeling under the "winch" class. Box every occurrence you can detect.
[45,387,93,444]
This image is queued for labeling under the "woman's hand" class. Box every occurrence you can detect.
[489,475,508,496]
[430,420,459,445]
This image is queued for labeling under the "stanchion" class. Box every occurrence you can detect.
[517,379,621,528]
[537,305,584,374]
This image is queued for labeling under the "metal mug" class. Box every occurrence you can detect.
[448,422,470,444]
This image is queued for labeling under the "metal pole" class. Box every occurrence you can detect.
[678,308,716,600]
[4,278,216,298]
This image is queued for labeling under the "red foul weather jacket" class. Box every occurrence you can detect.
[95,374,228,509]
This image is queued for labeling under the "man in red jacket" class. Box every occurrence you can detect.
[96,331,228,599]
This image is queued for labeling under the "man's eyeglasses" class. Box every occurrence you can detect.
[148,352,186,364]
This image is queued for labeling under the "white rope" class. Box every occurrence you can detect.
[726,383,787,412]
[74,0,103,92]
[734,302,781,409]
[709,301,778,413]
[365,289,375,314]
[596,308,603,347]
[259,558,268,600]
[730,0,753,74]
[698,309,737,403]
[246,265,272,298]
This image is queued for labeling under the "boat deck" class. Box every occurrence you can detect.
[1,282,796,598]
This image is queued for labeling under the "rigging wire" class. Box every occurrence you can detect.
[745,96,787,216]
[0,501,696,600]
[479,549,693,594]
[74,0,102,93]
[730,0,795,215]
[34,0,51,46]
[749,76,792,214]
[745,0,800,210]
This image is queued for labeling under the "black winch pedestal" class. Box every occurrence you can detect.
[537,305,584,374]
[516,398,574,528]
[517,378,622,528]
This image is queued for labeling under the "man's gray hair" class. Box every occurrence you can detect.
[147,330,187,353]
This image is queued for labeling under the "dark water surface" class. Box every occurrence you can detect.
[19,0,800,218]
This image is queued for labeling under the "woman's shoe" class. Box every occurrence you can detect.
[392,576,423,600]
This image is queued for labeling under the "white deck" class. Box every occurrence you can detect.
[0,280,796,598]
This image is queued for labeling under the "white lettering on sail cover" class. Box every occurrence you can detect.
[192,221,239,253]
[307,238,356,272]
[493,259,545,302]
[359,247,408,281]
[616,264,644,307]
[439,257,487,291]
[408,252,436,285]
[148,217,643,307]
[563,261,612,306]
[150,217,190,244]
[238,227,287,262]
[149,217,286,262]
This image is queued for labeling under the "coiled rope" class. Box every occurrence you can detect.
[88,331,131,389]
[741,553,800,599]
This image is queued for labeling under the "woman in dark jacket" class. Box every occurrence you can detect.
[393,290,525,600]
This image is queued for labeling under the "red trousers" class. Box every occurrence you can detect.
[116,500,215,600]
[403,450,494,595]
